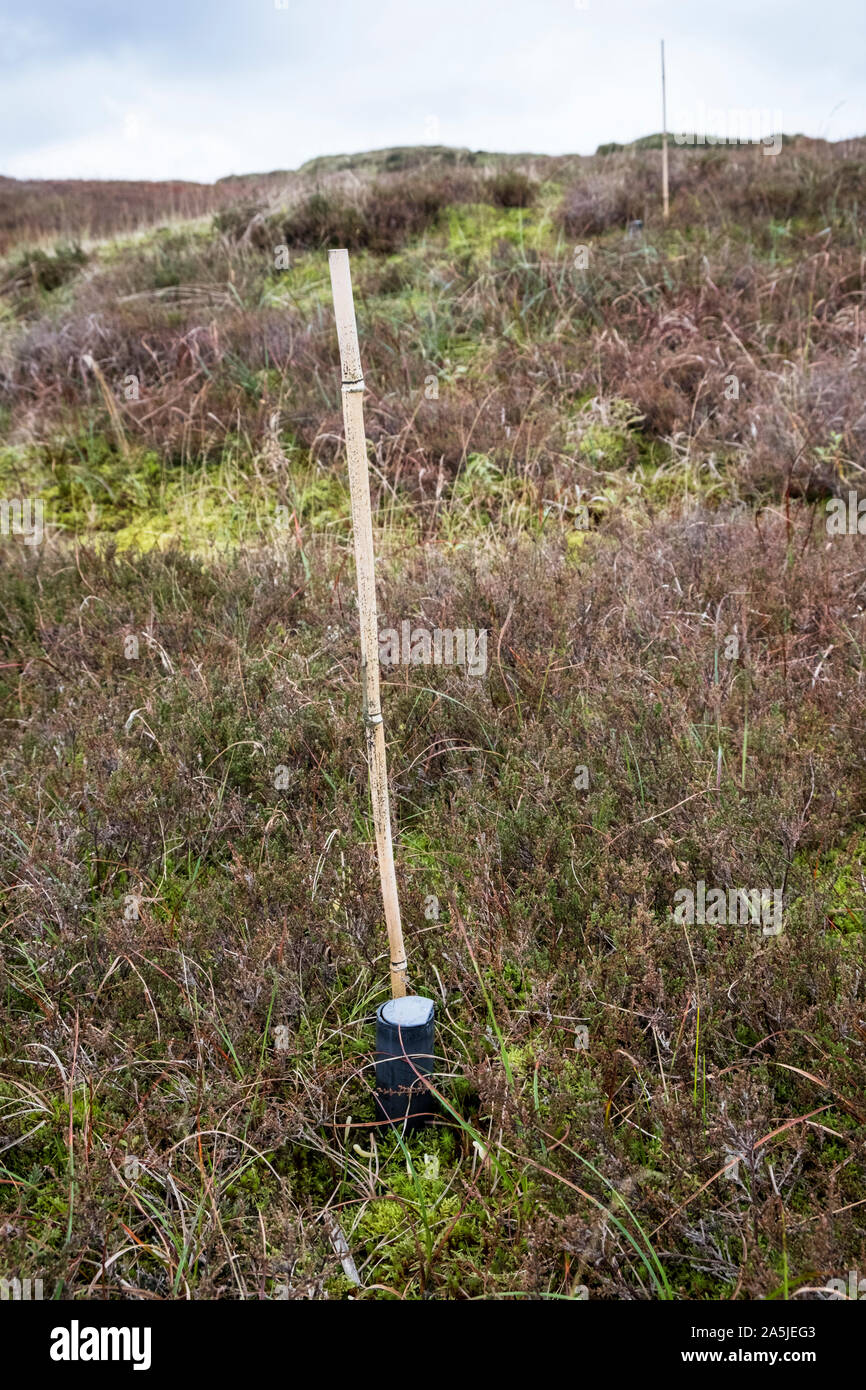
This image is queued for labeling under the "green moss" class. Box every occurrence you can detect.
[801,835,865,933]
[445,452,536,534]
[295,472,352,530]
[574,397,645,468]
[444,202,552,259]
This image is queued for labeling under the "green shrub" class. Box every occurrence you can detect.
[484,171,537,208]
[14,242,87,293]
[281,180,451,254]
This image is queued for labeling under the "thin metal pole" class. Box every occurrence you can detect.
[328,249,408,999]
[661,39,670,220]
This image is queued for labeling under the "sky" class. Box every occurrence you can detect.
[1,0,864,183]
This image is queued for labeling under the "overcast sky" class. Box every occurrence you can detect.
[1,0,864,182]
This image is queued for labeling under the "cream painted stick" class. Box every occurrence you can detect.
[661,39,670,221]
[328,249,408,999]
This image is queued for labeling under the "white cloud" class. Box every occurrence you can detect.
[1,0,863,181]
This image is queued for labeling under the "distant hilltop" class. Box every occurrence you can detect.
[2,134,861,256]
[215,133,844,183]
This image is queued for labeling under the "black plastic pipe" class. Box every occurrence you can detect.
[374,995,436,1128]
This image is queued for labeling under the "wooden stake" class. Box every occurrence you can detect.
[328,249,408,999]
[661,39,670,221]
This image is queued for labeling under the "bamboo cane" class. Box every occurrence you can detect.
[328,249,408,999]
[661,39,670,221]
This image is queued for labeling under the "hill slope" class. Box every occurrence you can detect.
[0,136,864,1301]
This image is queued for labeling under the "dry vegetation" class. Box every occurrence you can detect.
[0,138,864,1300]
